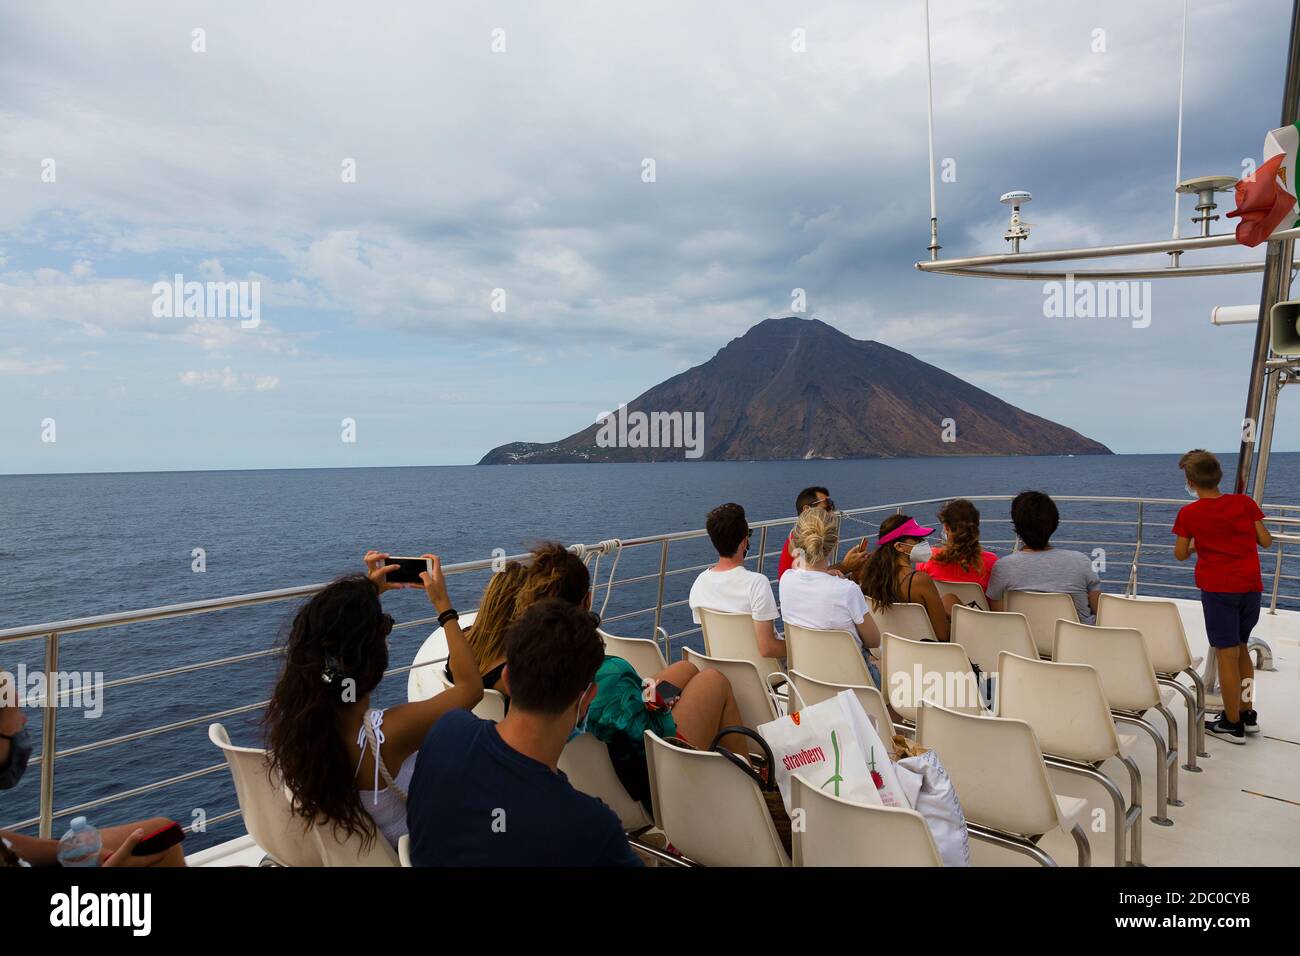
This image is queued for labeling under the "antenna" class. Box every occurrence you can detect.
[1000,190,1033,253]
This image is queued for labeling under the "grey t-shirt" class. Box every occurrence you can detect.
[985,548,1101,624]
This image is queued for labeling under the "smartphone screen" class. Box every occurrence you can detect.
[655,680,683,709]
[386,556,430,585]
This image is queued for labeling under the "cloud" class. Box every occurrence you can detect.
[0,0,1294,469]
[178,368,281,392]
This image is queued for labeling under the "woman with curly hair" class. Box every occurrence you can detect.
[916,499,1000,607]
[264,551,483,852]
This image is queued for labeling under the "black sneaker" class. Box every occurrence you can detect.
[1205,716,1246,744]
[1241,709,1260,735]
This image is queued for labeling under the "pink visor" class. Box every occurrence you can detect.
[876,517,935,547]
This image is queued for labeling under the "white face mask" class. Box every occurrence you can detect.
[909,540,933,564]
[1186,484,1199,499]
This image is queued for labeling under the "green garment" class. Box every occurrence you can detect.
[584,655,675,807]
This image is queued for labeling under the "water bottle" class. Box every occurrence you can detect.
[56,816,102,867]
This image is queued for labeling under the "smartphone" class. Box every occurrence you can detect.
[385,556,432,585]
[132,821,185,857]
[653,680,683,710]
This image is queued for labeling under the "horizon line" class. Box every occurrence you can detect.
[2,449,1291,480]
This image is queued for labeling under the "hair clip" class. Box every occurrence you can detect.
[321,654,344,685]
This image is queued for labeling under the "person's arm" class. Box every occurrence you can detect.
[1256,521,1273,549]
[833,537,869,577]
[914,575,951,642]
[374,554,484,760]
[0,668,22,770]
[985,562,1006,612]
[1088,589,1101,617]
[751,578,784,658]
[1173,536,1195,561]
[854,613,881,650]
[753,618,785,659]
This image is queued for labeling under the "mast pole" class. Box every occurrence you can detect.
[1235,0,1300,498]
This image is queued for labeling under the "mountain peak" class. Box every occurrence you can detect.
[478,318,1111,464]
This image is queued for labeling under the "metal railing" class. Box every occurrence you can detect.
[2,494,1297,843]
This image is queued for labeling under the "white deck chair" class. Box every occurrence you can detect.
[682,647,780,730]
[600,628,669,680]
[1005,590,1079,658]
[644,730,789,867]
[1053,620,1182,825]
[784,622,875,687]
[880,632,986,725]
[397,834,412,867]
[557,733,653,832]
[788,669,894,740]
[950,605,1037,674]
[697,608,782,685]
[208,723,322,866]
[1096,594,1208,766]
[916,701,1090,867]
[791,773,942,867]
[934,580,990,611]
[286,786,400,867]
[870,601,937,642]
[996,652,1145,866]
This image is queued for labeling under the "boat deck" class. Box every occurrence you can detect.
[189,596,1299,868]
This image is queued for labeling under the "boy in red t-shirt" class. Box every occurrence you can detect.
[1172,449,1273,744]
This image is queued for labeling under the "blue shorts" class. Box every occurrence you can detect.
[1200,591,1261,650]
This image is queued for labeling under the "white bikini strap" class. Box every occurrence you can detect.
[356,709,407,805]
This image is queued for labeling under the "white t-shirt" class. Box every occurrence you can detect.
[689,566,780,624]
[779,568,872,647]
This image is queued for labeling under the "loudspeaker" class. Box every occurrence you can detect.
[1270,300,1300,356]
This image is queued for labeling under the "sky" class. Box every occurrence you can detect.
[1,0,1296,474]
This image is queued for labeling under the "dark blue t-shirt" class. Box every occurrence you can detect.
[407,709,643,867]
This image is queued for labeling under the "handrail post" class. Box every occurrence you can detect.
[756,525,769,575]
[39,632,59,839]
[1127,501,1144,597]
[1269,539,1284,614]
[652,540,669,637]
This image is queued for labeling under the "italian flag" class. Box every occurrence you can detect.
[1229,122,1300,247]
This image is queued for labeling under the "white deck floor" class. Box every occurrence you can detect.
[194,596,1300,868]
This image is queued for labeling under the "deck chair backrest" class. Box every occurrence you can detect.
[1004,590,1079,657]
[791,773,941,867]
[208,723,322,866]
[950,605,1037,675]
[644,730,789,866]
[996,652,1120,763]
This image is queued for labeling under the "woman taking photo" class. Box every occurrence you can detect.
[265,551,483,852]
[854,515,951,642]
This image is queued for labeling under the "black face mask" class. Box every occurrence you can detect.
[0,726,32,791]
